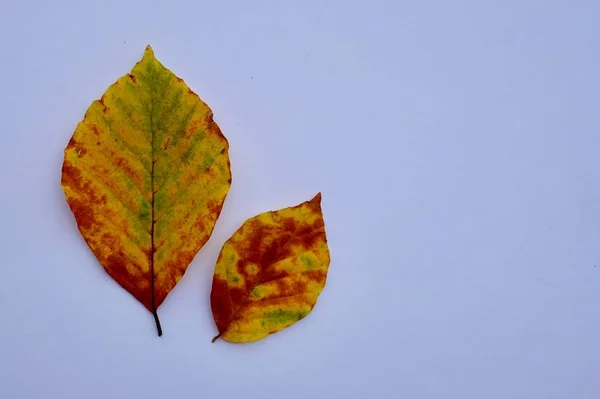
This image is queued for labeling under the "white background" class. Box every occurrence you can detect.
[1,1,599,398]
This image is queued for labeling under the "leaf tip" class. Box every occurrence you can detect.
[144,44,155,58]
[310,192,322,205]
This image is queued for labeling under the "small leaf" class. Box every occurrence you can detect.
[211,193,330,343]
[62,46,232,335]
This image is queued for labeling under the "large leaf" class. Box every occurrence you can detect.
[211,194,330,343]
[62,46,231,336]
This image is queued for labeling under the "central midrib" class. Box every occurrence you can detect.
[148,67,162,337]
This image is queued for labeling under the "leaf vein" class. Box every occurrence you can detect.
[74,163,151,236]
[111,94,152,146]
[97,115,152,174]
[154,180,226,251]
[85,143,151,203]
[154,154,222,220]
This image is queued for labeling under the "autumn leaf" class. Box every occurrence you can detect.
[61,46,231,336]
[211,193,330,343]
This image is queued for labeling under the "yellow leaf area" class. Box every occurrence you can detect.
[61,46,231,335]
[211,194,330,343]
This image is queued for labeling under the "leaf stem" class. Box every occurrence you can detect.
[153,308,163,337]
[211,333,221,343]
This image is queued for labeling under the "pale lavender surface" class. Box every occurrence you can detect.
[0,1,599,398]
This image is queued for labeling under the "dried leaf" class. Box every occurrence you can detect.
[211,194,330,343]
[62,46,231,335]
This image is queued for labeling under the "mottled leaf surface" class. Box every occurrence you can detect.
[62,46,231,335]
[211,194,330,343]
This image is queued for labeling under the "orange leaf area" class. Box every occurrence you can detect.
[211,193,330,343]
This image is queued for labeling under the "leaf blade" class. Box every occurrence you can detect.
[62,46,232,335]
[211,193,330,343]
